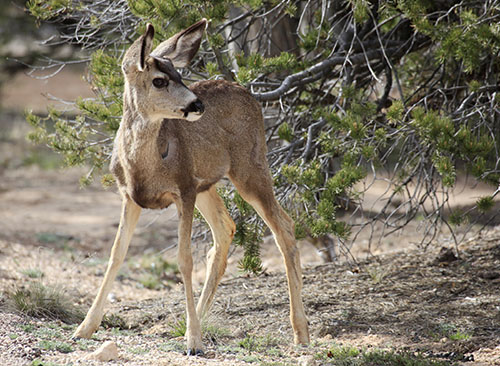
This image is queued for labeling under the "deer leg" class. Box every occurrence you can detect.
[232,176,310,345]
[175,195,203,355]
[195,186,235,319]
[73,198,141,339]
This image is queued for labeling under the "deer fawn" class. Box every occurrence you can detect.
[72,19,310,354]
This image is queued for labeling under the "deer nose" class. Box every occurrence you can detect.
[182,99,204,118]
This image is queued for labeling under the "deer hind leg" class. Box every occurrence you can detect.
[174,194,204,355]
[195,186,236,319]
[73,198,141,339]
[231,174,310,345]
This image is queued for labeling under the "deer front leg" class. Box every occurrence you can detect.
[175,195,203,355]
[195,186,235,318]
[73,198,141,339]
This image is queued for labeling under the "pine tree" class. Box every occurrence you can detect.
[27,1,500,270]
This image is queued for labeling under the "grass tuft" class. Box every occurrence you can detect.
[203,321,231,345]
[38,339,74,353]
[168,316,187,337]
[20,268,44,279]
[5,282,84,324]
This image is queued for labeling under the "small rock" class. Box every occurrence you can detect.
[108,292,118,303]
[299,355,316,366]
[85,341,119,362]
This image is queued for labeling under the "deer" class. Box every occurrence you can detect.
[72,19,310,355]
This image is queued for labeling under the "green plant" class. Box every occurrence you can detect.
[6,282,83,324]
[20,268,45,279]
[75,337,96,351]
[38,340,74,353]
[138,274,162,290]
[432,323,472,342]
[202,322,231,345]
[449,330,472,341]
[238,334,281,355]
[158,340,185,353]
[134,254,179,290]
[128,346,149,355]
[33,324,63,340]
[20,323,35,333]
[168,316,187,338]
[35,232,73,248]
[31,360,58,366]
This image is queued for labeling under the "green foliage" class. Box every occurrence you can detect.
[27,0,71,21]
[476,196,495,213]
[349,0,371,24]
[236,51,302,85]
[38,339,74,353]
[277,122,293,142]
[432,153,455,187]
[449,209,468,227]
[386,100,404,123]
[202,322,231,344]
[129,254,179,290]
[233,220,264,275]
[168,315,187,337]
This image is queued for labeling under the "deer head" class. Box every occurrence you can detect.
[122,19,207,122]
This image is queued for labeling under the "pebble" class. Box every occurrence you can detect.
[85,340,119,362]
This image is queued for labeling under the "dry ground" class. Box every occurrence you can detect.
[1,209,500,365]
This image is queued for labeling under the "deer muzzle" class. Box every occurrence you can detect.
[182,99,205,120]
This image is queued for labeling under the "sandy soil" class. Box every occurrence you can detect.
[1,218,500,365]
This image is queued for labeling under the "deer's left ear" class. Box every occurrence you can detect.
[151,19,207,68]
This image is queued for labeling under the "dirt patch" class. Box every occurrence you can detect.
[1,226,500,365]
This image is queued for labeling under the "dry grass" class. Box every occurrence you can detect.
[4,281,84,324]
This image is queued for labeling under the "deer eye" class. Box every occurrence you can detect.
[152,78,168,88]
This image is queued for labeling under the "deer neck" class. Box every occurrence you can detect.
[118,105,163,169]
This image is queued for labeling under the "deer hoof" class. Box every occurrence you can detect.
[186,348,204,357]
[72,324,96,340]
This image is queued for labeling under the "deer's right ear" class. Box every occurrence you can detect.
[122,23,155,74]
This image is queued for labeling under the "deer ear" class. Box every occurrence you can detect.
[138,24,155,71]
[122,23,155,74]
[150,19,207,68]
